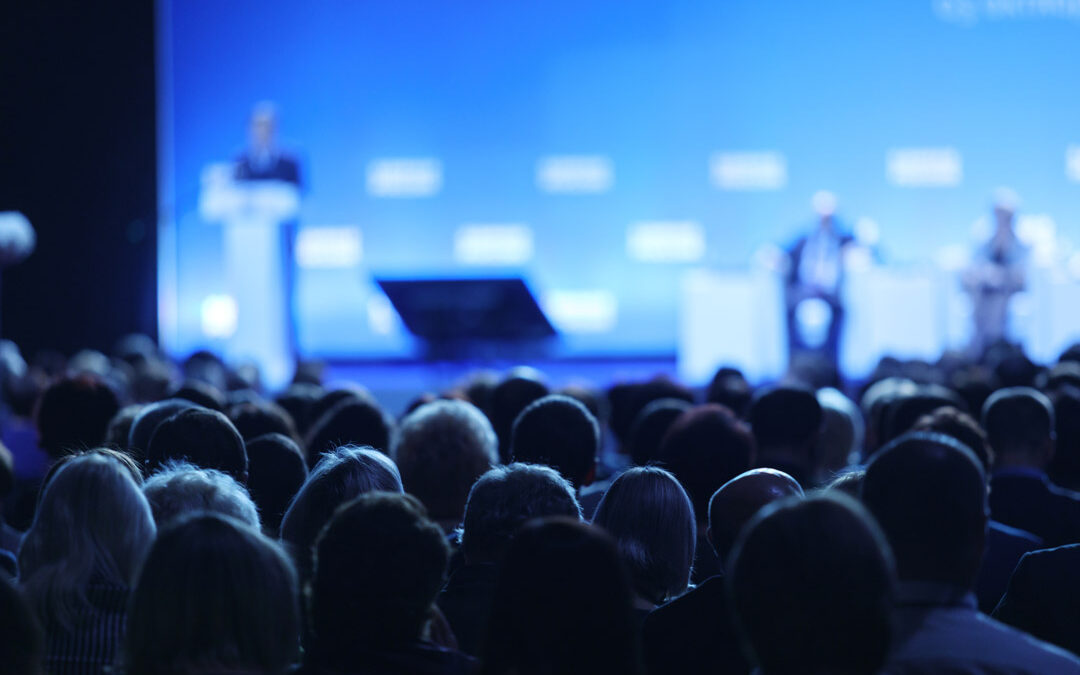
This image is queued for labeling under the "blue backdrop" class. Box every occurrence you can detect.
[157,0,1080,362]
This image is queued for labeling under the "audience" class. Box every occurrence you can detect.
[279,444,402,584]
[862,432,1080,672]
[592,467,695,623]
[728,493,895,675]
[482,518,642,675]
[657,403,755,582]
[19,332,1080,675]
[124,513,299,675]
[983,387,1080,547]
[145,407,248,482]
[439,463,581,656]
[393,400,497,532]
[245,432,308,535]
[303,492,474,675]
[17,453,156,675]
[642,468,802,675]
[141,462,260,528]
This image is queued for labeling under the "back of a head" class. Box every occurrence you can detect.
[862,432,988,587]
[35,374,120,459]
[482,518,641,675]
[488,374,550,464]
[228,400,300,445]
[309,492,448,663]
[880,388,966,447]
[748,385,823,451]
[127,399,199,463]
[246,433,308,535]
[912,406,993,471]
[461,463,581,564]
[146,408,248,483]
[19,454,156,624]
[279,445,403,582]
[816,388,863,473]
[729,493,894,675]
[1049,385,1080,489]
[274,383,322,437]
[592,466,696,605]
[171,379,226,412]
[708,468,804,568]
[510,395,599,489]
[607,377,695,450]
[304,397,393,467]
[626,398,692,467]
[105,404,145,454]
[657,404,756,522]
[126,513,299,675]
[142,462,260,528]
[981,387,1054,464]
[394,400,497,526]
[706,367,753,417]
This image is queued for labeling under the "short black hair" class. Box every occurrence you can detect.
[309,492,449,663]
[127,399,199,463]
[460,463,581,563]
[748,385,822,450]
[911,407,993,471]
[510,395,599,488]
[706,367,753,417]
[228,400,300,446]
[862,432,987,587]
[657,404,756,522]
[125,513,299,675]
[246,433,308,536]
[626,398,692,467]
[146,408,248,483]
[304,398,393,467]
[487,374,550,464]
[35,375,120,459]
[982,387,1055,459]
[729,493,894,675]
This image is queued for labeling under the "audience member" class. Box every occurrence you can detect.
[103,404,143,454]
[125,398,198,463]
[227,399,301,446]
[510,394,599,490]
[482,518,641,675]
[994,542,1080,657]
[814,387,862,482]
[170,379,226,412]
[863,432,1080,672]
[142,462,260,528]
[486,372,549,464]
[304,492,474,675]
[592,467,695,623]
[394,400,497,531]
[657,404,755,582]
[246,433,308,535]
[145,407,248,483]
[747,385,822,487]
[912,405,1043,612]
[642,468,802,675]
[439,463,581,656]
[124,513,299,675]
[728,493,895,675]
[1048,385,1080,491]
[626,398,692,468]
[983,387,1080,546]
[18,453,156,675]
[34,375,120,460]
[279,445,402,583]
[705,367,753,417]
[304,397,393,466]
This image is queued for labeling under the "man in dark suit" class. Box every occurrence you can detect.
[994,544,1080,656]
[641,468,802,675]
[983,387,1080,547]
[783,191,855,378]
[235,102,302,187]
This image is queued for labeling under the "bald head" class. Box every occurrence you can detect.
[707,468,804,567]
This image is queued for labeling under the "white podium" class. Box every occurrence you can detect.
[199,165,298,389]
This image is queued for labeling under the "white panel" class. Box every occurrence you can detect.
[536,155,614,194]
[709,151,787,190]
[366,158,442,197]
[296,226,363,268]
[627,221,705,262]
[454,223,534,265]
[886,147,963,187]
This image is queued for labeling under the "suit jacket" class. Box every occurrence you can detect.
[989,469,1080,547]
[993,544,1080,657]
[235,152,302,187]
[976,521,1042,613]
[641,575,750,675]
[436,563,499,657]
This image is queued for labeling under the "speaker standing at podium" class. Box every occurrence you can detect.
[233,102,304,368]
[783,191,854,379]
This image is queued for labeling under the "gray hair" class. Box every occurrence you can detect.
[393,400,497,524]
[460,463,582,563]
[143,461,260,528]
[18,453,156,629]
